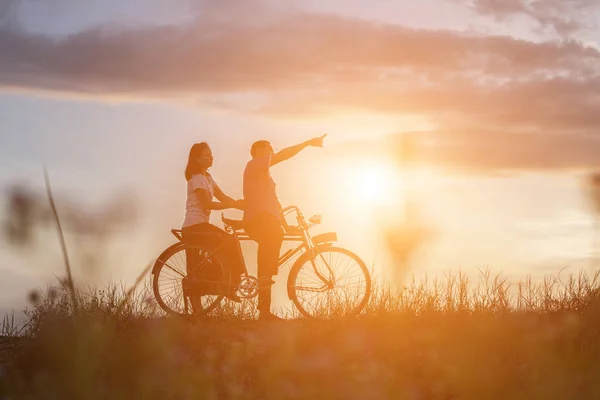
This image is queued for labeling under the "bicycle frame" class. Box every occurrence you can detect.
[230,205,316,272]
[170,205,336,278]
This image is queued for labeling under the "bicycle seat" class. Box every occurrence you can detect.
[223,217,246,231]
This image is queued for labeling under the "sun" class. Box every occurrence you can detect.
[324,158,403,216]
[355,163,399,207]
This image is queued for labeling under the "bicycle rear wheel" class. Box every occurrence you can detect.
[152,242,229,316]
[287,246,371,319]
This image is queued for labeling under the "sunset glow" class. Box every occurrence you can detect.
[1,0,600,324]
[4,1,600,397]
[355,163,399,208]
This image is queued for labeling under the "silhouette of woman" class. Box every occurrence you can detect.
[182,142,244,303]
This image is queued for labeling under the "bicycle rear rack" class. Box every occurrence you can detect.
[171,229,183,241]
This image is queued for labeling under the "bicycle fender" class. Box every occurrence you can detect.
[311,232,337,245]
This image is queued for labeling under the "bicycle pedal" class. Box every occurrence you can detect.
[225,293,242,303]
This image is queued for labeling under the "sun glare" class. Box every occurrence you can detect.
[355,163,399,207]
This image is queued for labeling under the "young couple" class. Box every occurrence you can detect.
[182,135,327,321]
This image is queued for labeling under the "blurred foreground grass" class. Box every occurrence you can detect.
[2,271,600,399]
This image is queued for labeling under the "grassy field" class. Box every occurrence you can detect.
[2,270,600,399]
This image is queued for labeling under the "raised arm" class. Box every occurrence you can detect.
[271,134,327,166]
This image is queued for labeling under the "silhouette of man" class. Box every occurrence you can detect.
[243,135,326,321]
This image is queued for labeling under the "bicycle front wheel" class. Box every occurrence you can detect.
[287,246,371,319]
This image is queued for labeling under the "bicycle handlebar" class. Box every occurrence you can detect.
[221,204,319,236]
[282,205,301,215]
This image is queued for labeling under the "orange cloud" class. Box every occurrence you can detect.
[338,128,600,172]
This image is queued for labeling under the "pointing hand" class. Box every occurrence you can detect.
[308,134,327,147]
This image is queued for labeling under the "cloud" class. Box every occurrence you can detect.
[462,0,600,36]
[418,129,600,171]
[254,75,600,132]
[1,13,597,95]
[338,128,600,172]
[1,7,600,171]
[0,0,21,29]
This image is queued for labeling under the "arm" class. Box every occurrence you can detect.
[271,134,327,166]
[195,189,231,210]
[214,185,244,210]
[191,174,242,211]
[213,185,235,206]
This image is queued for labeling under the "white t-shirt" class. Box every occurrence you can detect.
[183,173,217,228]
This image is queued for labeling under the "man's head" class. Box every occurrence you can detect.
[251,140,274,158]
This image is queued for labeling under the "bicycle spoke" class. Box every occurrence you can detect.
[294,285,329,293]
[291,248,370,319]
[154,244,227,316]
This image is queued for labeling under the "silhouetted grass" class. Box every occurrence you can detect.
[4,175,600,398]
[3,270,600,399]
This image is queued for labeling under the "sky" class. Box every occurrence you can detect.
[1,0,600,316]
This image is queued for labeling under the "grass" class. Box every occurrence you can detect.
[2,269,600,399]
[3,175,600,398]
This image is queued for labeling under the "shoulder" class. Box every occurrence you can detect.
[189,173,211,189]
[246,156,271,172]
[205,173,218,187]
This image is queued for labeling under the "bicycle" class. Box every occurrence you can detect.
[151,205,371,319]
